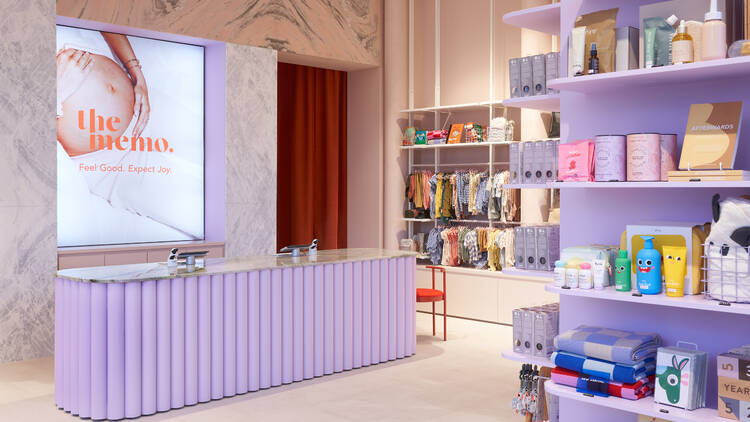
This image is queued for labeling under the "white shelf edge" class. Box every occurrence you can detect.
[502,3,561,36]
[401,142,512,150]
[502,93,561,112]
[503,183,555,189]
[551,181,750,189]
[501,349,552,367]
[546,55,750,93]
[400,100,504,114]
[416,264,552,283]
[545,381,721,422]
[546,284,750,316]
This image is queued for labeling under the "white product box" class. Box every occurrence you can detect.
[509,58,521,98]
[520,56,533,97]
[532,54,547,96]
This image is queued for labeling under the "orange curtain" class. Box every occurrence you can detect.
[277,63,347,251]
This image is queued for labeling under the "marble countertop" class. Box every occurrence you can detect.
[56,248,416,283]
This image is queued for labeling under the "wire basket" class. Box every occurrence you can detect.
[702,242,750,304]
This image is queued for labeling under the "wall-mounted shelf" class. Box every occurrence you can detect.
[502,3,561,35]
[416,264,553,283]
[402,218,433,223]
[401,142,503,150]
[545,381,721,422]
[400,101,504,114]
[503,183,555,189]
[547,56,750,94]
[502,268,554,281]
[501,349,552,367]
[503,93,560,112]
[545,284,750,316]
[551,181,750,189]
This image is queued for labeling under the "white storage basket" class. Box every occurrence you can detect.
[703,242,750,303]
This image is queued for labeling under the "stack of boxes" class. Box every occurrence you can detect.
[512,303,559,358]
[509,140,560,185]
[509,52,560,98]
[514,225,560,272]
[718,345,750,421]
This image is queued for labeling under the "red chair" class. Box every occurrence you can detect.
[417,265,447,341]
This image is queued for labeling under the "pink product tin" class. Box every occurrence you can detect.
[627,133,661,181]
[594,135,626,182]
[659,134,677,181]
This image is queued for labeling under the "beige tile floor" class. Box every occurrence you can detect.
[0,313,524,421]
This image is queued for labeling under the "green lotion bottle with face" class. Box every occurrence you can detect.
[614,249,632,291]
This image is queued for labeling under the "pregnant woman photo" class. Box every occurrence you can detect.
[57,31,150,156]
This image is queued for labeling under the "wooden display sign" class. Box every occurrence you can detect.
[678,101,744,170]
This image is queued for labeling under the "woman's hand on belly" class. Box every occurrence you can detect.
[57,48,93,105]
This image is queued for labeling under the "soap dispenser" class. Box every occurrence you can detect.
[702,0,727,60]
[636,236,662,295]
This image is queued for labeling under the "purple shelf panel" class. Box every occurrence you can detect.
[502,3,561,35]
[548,56,750,94]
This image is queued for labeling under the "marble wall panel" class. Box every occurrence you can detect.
[225,43,277,257]
[56,0,382,68]
[0,0,57,362]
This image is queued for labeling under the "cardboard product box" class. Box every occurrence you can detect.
[512,308,525,353]
[522,308,535,354]
[522,141,536,184]
[536,226,561,271]
[533,310,557,357]
[520,56,533,97]
[543,140,558,182]
[718,351,750,420]
[509,58,522,98]
[531,54,547,96]
[509,142,523,184]
[623,222,710,295]
[525,227,539,269]
[615,26,639,71]
[545,52,559,94]
[532,141,546,184]
[515,226,527,269]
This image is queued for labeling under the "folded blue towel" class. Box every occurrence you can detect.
[554,325,661,365]
[551,350,655,384]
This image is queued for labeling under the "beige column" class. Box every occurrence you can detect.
[383,0,410,249]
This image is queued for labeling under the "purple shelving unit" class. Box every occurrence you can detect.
[536,1,750,421]
[502,3,561,35]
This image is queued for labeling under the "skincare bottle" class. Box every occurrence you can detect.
[614,250,631,292]
[685,21,704,61]
[553,260,566,287]
[702,0,727,60]
[565,263,579,288]
[592,259,608,290]
[672,20,694,64]
[578,263,593,289]
[636,236,662,295]
[587,43,600,74]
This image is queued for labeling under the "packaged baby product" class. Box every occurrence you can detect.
[655,346,708,411]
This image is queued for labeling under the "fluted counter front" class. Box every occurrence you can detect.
[55,249,416,420]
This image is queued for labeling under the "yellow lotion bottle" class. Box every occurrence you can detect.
[672,20,694,64]
[663,246,687,297]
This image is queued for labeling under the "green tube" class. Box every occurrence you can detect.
[614,249,632,292]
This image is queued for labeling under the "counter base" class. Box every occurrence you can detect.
[55,257,416,419]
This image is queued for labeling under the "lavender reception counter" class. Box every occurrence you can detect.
[55,249,416,420]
